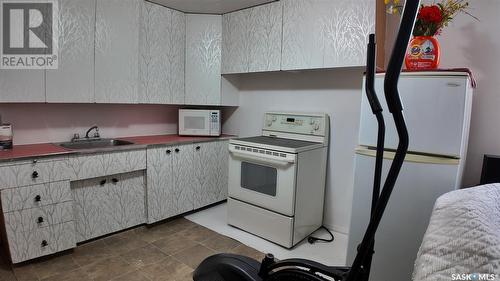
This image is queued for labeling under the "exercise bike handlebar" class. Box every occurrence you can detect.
[365,34,383,115]
[345,0,419,280]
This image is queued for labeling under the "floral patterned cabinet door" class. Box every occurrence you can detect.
[95,0,141,104]
[282,0,375,70]
[46,0,95,103]
[222,1,283,74]
[185,14,222,106]
[139,1,185,104]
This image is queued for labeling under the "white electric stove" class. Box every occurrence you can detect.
[227,112,330,248]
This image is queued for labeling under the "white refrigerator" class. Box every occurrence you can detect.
[347,72,474,281]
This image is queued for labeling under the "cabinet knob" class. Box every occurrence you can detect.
[175,148,180,153]
[196,146,201,151]
[41,240,48,247]
[100,179,107,186]
[166,150,171,154]
[37,217,44,224]
[112,178,119,184]
[32,159,38,164]
[34,195,41,202]
[32,171,39,179]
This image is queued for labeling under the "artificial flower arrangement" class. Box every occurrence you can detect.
[412,0,477,37]
[403,0,478,70]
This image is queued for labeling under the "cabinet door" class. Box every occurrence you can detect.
[192,141,229,210]
[146,146,174,224]
[282,0,375,70]
[221,2,282,74]
[0,70,44,102]
[95,0,140,103]
[171,144,194,215]
[104,172,146,233]
[147,144,194,223]
[185,14,222,105]
[247,2,282,73]
[73,171,145,242]
[221,10,250,74]
[46,0,95,103]
[212,141,229,202]
[140,2,185,104]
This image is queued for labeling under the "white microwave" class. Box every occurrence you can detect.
[179,109,221,136]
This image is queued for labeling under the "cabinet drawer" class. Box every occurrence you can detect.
[66,149,146,181]
[1,181,72,213]
[8,221,76,264]
[0,159,69,189]
[4,201,74,236]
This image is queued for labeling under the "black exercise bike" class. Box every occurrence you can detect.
[193,0,420,280]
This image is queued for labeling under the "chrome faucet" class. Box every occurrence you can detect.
[85,125,100,139]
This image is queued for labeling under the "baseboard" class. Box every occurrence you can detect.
[324,223,349,235]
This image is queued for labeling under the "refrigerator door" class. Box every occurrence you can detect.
[347,152,461,281]
[359,74,471,157]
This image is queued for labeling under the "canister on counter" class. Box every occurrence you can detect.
[0,123,13,150]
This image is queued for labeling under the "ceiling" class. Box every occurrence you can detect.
[148,0,276,14]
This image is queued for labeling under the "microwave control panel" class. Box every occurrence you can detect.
[263,112,328,136]
[210,111,221,135]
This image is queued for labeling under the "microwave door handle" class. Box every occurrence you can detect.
[229,149,295,166]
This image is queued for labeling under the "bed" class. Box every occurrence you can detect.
[412,183,500,280]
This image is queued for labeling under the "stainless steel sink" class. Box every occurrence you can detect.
[57,139,135,150]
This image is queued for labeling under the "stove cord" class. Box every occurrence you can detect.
[307,226,334,244]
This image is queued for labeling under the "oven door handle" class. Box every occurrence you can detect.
[229,148,296,166]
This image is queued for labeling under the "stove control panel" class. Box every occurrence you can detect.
[263,112,328,137]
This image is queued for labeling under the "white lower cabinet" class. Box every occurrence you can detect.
[1,140,228,262]
[7,222,76,264]
[72,171,146,242]
[147,140,229,224]
[1,180,76,263]
[147,143,194,223]
[192,141,229,209]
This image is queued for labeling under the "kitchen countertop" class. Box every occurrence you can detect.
[0,134,236,163]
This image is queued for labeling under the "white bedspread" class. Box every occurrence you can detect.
[412,184,500,280]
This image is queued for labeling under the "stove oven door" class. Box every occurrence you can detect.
[228,144,297,216]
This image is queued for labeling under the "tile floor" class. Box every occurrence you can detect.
[0,218,265,281]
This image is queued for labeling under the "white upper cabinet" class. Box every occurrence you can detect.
[185,14,222,105]
[222,1,283,74]
[140,2,185,104]
[0,70,45,103]
[95,0,141,104]
[46,0,95,103]
[281,0,375,70]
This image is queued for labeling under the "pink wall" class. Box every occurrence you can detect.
[0,104,180,145]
